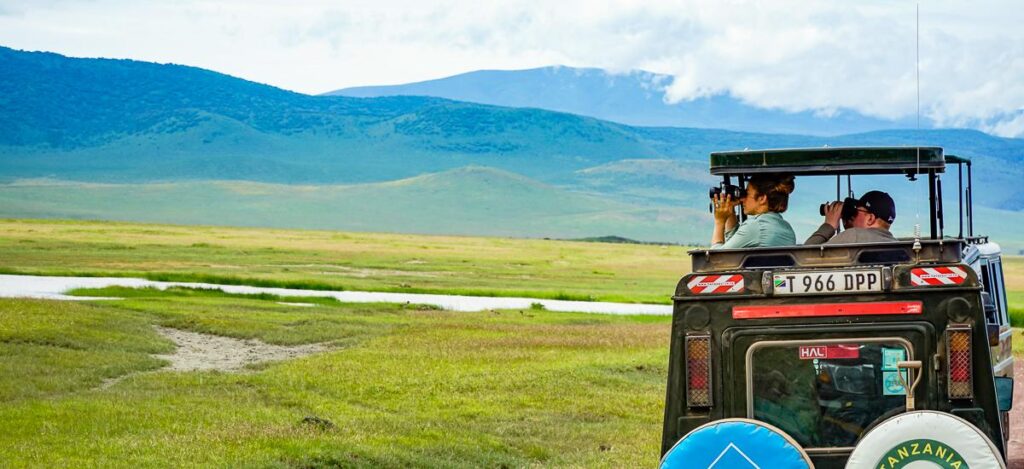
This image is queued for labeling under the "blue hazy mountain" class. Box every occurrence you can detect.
[326,66,922,136]
[1,44,1022,237]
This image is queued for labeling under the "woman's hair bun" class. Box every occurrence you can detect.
[748,173,794,212]
[775,175,795,194]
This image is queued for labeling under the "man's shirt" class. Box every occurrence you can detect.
[803,223,897,245]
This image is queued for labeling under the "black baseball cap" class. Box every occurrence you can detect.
[858,190,896,224]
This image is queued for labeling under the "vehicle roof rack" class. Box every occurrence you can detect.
[709,146,945,176]
[689,239,965,273]
[945,154,971,165]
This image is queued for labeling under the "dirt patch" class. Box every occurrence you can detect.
[1010,359,1024,468]
[153,327,328,372]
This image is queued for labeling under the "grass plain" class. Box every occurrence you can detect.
[2,218,1022,312]
[0,289,669,467]
[0,218,692,304]
[2,218,1024,466]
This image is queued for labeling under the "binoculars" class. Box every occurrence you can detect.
[820,197,859,220]
[709,184,746,200]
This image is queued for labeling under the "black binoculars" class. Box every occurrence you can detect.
[819,197,859,220]
[708,184,746,200]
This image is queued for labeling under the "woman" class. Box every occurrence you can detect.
[711,173,796,249]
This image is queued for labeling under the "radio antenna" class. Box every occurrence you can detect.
[916,3,921,130]
[913,2,923,251]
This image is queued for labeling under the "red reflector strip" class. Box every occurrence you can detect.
[911,266,968,286]
[687,274,745,294]
[732,301,923,319]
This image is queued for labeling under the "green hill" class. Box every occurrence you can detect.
[0,167,710,242]
[2,46,1022,195]
[1,46,1022,247]
[0,46,666,184]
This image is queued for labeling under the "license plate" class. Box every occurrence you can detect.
[773,270,882,295]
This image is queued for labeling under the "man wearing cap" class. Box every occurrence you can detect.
[804,191,897,244]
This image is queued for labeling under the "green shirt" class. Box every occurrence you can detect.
[713,212,796,249]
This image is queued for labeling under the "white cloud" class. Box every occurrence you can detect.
[1,0,1023,135]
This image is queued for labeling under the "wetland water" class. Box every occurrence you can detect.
[0,274,672,315]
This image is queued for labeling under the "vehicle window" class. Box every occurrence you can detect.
[981,260,992,292]
[993,260,1010,325]
[749,341,910,449]
[980,261,999,325]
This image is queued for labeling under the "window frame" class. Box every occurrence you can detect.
[980,257,1009,327]
[991,259,1010,326]
[744,336,914,453]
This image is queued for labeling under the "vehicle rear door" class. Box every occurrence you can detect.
[724,322,935,458]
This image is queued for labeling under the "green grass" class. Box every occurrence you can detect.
[1009,291,1024,327]
[2,218,1023,310]
[0,288,670,467]
[0,169,713,245]
[0,218,690,304]
[68,285,360,307]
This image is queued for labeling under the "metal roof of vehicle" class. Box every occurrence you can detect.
[709,146,946,176]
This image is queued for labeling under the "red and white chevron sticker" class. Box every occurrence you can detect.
[687,274,745,294]
[910,266,968,286]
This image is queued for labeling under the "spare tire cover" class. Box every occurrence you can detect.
[846,410,1004,469]
[661,418,813,469]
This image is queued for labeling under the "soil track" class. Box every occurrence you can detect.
[154,327,327,372]
[1010,359,1024,468]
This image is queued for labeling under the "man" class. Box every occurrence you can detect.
[804,191,897,244]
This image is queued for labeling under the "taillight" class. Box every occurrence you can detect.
[685,334,712,408]
[947,324,973,399]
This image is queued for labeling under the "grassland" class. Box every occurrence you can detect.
[0,288,669,467]
[0,218,692,304]
[0,170,711,245]
[3,218,1024,466]
[1,217,1022,312]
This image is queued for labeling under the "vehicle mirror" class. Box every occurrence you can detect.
[982,292,999,324]
[981,291,995,308]
[995,377,1014,412]
[987,323,1001,346]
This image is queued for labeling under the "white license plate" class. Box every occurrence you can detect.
[773,270,883,295]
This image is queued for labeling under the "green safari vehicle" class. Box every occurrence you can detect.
[661,147,1014,468]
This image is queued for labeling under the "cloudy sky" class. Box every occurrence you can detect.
[2,0,1024,136]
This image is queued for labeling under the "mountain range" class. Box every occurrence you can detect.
[1,45,1022,248]
[327,66,923,136]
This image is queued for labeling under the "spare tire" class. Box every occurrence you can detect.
[661,418,812,469]
[846,410,1004,469]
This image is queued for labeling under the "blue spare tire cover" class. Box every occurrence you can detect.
[661,418,813,469]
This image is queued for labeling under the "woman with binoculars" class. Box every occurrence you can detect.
[710,174,796,249]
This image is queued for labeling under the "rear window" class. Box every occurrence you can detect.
[748,339,912,449]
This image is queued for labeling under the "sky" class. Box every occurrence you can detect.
[2,0,1024,136]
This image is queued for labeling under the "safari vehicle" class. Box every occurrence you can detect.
[660,147,1014,468]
